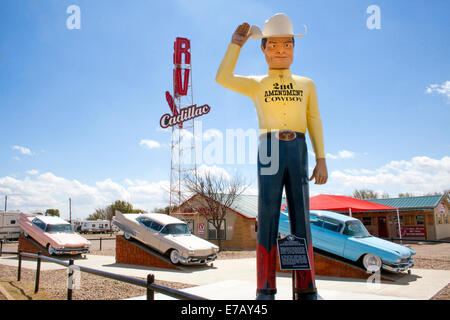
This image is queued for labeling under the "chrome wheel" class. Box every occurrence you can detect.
[363,254,382,272]
[47,244,55,256]
[169,250,180,265]
[124,233,131,240]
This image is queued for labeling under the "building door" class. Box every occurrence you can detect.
[378,217,388,238]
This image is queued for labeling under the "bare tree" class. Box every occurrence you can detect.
[352,189,380,200]
[182,170,249,251]
[398,192,416,198]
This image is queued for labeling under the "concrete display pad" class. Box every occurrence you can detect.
[115,235,184,271]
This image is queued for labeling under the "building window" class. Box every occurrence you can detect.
[437,214,442,224]
[10,220,16,225]
[393,215,404,226]
[362,217,371,226]
[208,220,226,240]
[416,215,424,225]
[184,219,194,233]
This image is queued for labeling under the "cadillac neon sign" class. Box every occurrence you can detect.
[161,37,210,129]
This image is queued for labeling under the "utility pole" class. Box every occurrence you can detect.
[69,198,72,224]
[4,195,6,212]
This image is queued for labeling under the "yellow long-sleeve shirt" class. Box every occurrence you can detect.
[215,43,325,159]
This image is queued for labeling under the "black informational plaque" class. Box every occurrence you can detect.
[277,234,311,270]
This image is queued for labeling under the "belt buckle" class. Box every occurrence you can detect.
[276,130,296,141]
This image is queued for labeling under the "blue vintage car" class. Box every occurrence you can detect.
[279,210,416,273]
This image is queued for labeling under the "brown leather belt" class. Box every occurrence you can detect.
[260,130,305,141]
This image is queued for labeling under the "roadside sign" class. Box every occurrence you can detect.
[277,234,311,270]
[198,223,205,235]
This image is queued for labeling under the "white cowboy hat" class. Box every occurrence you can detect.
[248,13,307,39]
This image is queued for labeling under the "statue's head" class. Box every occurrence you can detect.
[248,13,306,70]
[261,37,294,70]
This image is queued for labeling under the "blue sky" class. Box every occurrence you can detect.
[1,0,449,219]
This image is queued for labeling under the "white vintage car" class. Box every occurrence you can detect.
[112,211,219,265]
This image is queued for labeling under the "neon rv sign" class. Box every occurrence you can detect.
[160,37,210,129]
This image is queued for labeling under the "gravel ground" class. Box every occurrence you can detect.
[0,264,195,300]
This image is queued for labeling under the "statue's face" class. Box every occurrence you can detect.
[261,37,294,70]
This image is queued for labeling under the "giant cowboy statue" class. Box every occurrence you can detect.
[216,13,328,300]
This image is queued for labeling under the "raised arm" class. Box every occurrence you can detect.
[215,22,258,98]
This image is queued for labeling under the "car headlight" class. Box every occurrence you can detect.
[188,250,195,255]
[396,258,402,263]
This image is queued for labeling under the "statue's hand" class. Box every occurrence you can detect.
[231,22,250,47]
[309,158,328,185]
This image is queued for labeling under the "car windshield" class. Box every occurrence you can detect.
[46,224,74,234]
[161,223,190,235]
[343,220,371,238]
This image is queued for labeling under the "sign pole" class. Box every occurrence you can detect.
[292,270,295,300]
[396,208,402,244]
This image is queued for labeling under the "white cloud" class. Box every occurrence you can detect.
[12,145,33,155]
[330,156,450,195]
[0,172,170,219]
[139,139,161,149]
[197,164,231,180]
[327,150,356,160]
[26,169,39,175]
[426,80,450,102]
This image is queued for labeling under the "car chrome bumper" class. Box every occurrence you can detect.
[382,260,414,273]
[53,247,90,255]
[179,254,217,265]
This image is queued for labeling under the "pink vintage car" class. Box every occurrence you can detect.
[18,213,91,255]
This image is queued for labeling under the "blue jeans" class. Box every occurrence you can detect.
[256,133,317,296]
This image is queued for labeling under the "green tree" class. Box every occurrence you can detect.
[153,205,178,214]
[110,200,144,215]
[45,209,60,217]
[87,200,144,233]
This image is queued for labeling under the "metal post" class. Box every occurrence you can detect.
[67,259,74,300]
[17,250,22,281]
[0,240,3,257]
[146,274,155,300]
[396,209,402,244]
[292,271,295,300]
[99,238,102,251]
[35,251,41,293]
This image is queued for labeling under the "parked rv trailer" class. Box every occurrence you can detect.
[80,220,117,234]
[0,210,23,240]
